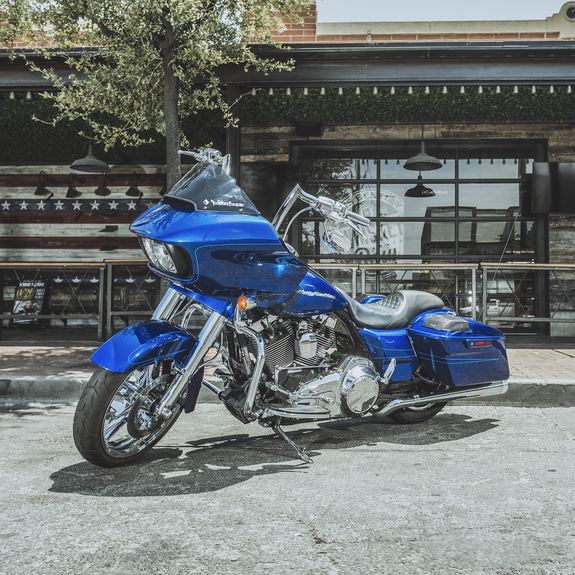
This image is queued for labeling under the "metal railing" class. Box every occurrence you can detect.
[3,259,575,339]
[0,262,106,340]
[481,263,575,326]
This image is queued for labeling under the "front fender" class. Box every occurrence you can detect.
[91,320,196,374]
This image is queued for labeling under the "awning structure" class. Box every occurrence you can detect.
[217,42,575,88]
[2,41,575,91]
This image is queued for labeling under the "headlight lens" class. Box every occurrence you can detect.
[139,237,191,278]
[153,242,177,273]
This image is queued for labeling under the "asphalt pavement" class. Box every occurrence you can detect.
[1,402,575,574]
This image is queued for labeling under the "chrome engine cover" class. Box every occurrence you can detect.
[288,356,380,418]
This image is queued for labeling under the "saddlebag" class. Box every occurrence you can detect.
[407,313,510,387]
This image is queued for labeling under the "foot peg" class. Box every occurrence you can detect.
[272,422,313,464]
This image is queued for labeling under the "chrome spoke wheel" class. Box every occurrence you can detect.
[100,364,181,459]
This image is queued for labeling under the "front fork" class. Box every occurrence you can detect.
[153,288,227,419]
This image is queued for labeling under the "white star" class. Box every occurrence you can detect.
[54,200,64,210]
[146,201,156,209]
[1,201,11,210]
[72,201,82,210]
[19,200,29,210]
[127,201,136,210]
[37,201,46,211]
[108,200,118,209]
[91,201,99,210]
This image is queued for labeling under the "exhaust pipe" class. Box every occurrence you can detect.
[373,380,508,419]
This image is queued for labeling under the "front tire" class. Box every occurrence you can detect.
[73,363,183,467]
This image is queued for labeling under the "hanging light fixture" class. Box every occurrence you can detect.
[320,87,326,95]
[34,171,52,196]
[94,173,112,197]
[65,173,81,198]
[405,173,436,198]
[125,172,142,198]
[70,143,111,173]
[403,125,442,172]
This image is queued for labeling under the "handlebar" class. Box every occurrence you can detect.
[272,184,371,237]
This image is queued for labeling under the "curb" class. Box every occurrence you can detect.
[0,376,220,404]
[1,376,575,407]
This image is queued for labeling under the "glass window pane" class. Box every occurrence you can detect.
[380,221,455,256]
[458,221,534,256]
[380,159,455,180]
[303,152,377,180]
[301,220,377,256]
[458,149,535,179]
[380,184,455,218]
[306,184,377,218]
[459,184,520,216]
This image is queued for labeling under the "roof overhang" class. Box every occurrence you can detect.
[218,41,575,87]
[2,42,575,90]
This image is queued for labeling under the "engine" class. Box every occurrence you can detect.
[248,314,381,418]
[249,314,338,372]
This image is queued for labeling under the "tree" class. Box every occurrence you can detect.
[1,0,312,189]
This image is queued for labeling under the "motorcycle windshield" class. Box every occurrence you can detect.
[166,161,260,216]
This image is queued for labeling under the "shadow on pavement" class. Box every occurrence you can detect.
[48,411,499,497]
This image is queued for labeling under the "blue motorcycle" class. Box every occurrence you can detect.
[73,148,510,466]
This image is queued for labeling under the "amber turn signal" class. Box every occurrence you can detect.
[237,295,248,311]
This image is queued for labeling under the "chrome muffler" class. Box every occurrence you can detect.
[372,380,508,419]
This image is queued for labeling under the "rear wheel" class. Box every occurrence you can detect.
[73,362,184,467]
[386,401,447,424]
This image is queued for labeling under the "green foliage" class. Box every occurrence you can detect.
[241,86,575,124]
[0,92,224,164]
[2,0,311,179]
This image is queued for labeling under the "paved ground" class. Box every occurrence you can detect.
[1,402,575,575]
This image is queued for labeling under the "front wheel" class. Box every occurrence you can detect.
[73,362,184,467]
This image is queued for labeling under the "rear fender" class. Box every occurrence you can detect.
[91,320,196,374]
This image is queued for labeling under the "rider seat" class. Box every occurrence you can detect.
[338,289,444,330]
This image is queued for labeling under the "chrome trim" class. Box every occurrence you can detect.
[201,378,222,396]
[373,380,508,419]
[155,311,227,417]
[263,405,331,419]
[233,307,265,420]
[152,288,185,321]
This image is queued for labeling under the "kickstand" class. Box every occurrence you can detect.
[272,421,313,464]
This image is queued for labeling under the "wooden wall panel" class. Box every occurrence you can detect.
[0,164,166,263]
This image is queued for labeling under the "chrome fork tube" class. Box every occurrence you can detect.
[156,311,227,418]
[233,307,265,420]
[152,287,185,321]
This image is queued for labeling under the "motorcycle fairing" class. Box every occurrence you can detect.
[168,283,235,320]
[91,320,196,374]
[359,328,418,382]
[131,205,308,303]
[266,269,348,316]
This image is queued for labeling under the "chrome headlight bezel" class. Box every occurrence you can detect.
[138,236,192,279]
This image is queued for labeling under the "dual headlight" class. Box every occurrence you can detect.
[139,237,192,279]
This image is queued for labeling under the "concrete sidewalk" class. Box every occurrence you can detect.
[1,327,574,405]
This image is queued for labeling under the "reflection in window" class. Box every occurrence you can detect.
[380,159,456,180]
[303,153,377,180]
[459,184,520,215]
[301,220,377,256]
[306,184,377,217]
[458,221,534,256]
[380,185,455,218]
[381,221,455,256]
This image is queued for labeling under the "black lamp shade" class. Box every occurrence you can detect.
[405,175,436,197]
[70,144,111,173]
[404,141,442,172]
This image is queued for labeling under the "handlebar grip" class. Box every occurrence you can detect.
[347,211,371,226]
